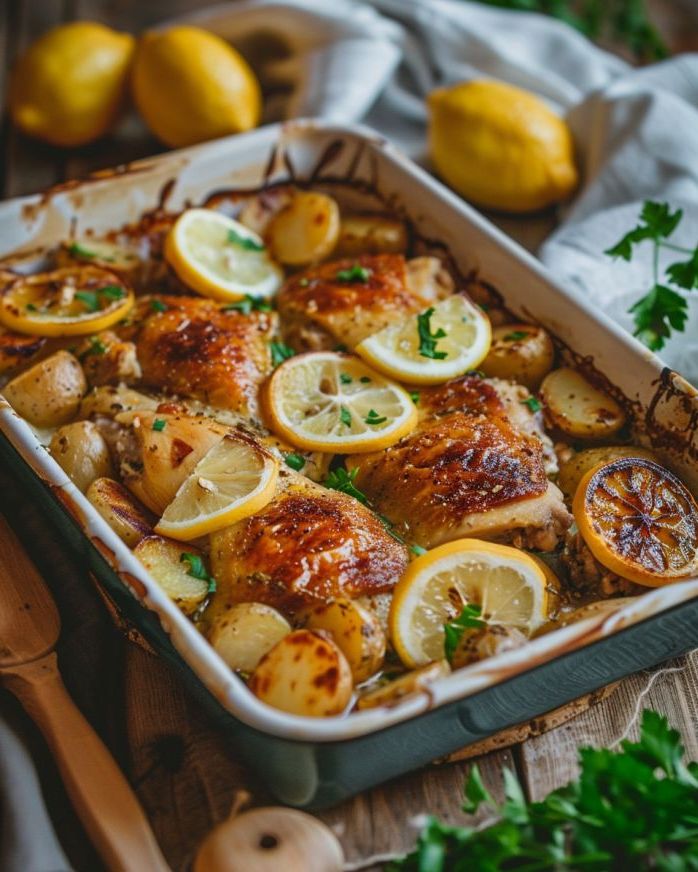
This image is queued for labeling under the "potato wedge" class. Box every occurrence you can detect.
[557,445,658,502]
[80,384,158,419]
[450,625,527,669]
[3,350,86,427]
[304,597,386,683]
[207,602,291,673]
[85,477,154,547]
[133,536,209,616]
[248,629,352,717]
[540,367,626,440]
[481,323,554,389]
[335,214,407,257]
[266,191,340,266]
[356,660,450,711]
[49,421,113,492]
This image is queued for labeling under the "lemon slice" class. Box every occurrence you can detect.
[356,294,491,385]
[155,434,279,541]
[264,351,418,453]
[389,539,548,667]
[0,266,134,337]
[164,208,283,303]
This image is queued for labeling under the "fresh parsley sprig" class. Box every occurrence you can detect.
[389,709,698,871]
[605,201,697,351]
[75,285,125,312]
[323,466,369,505]
[336,263,372,283]
[180,552,217,594]
[269,341,295,368]
[417,308,448,360]
[227,228,265,251]
[223,294,272,314]
[443,604,485,663]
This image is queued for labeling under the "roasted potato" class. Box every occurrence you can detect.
[481,323,554,389]
[49,421,113,492]
[356,660,450,711]
[133,536,209,615]
[207,602,291,673]
[80,384,158,419]
[3,350,86,427]
[450,625,527,669]
[266,191,340,266]
[85,477,154,547]
[335,213,407,257]
[557,445,658,502]
[0,328,46,376]
[303,597,386,683]
[57,238,143,284]
[248,629,352,717]
[540,367,626,440]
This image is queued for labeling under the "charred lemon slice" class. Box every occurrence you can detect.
[574,457,698,587]
[0,267,133,337]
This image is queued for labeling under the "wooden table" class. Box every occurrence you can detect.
[1,3,697,870]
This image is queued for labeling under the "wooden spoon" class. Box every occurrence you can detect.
[0,514,170,872]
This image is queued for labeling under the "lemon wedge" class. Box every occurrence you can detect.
[164,208,283,303]
[389,539,548,667]
[264,351,418,453]
[0,267,134,337]
[356,295,491,385]
[155,434,279,541]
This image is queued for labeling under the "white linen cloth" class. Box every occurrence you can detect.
[183,0,698,383]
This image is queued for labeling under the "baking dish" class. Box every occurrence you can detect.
[1,121,697,808]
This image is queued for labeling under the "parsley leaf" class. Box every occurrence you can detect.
[443,604,485,663]
[336,263,372,282]
[410,544,427,557]
[284,452,306,471]
[79,336,108,359]
[503,330,530,341]
[150,299,168,313]
[521,395,542,412]
[339,405,352,427]
[606,202,683,262]
[269,341,295,367]
[628,285,688,351]
[666,249,698,290]
[223,294,272,314]
[417,308,448,360]
[74,285,124,312]
[180,552,217,594]
[339,372,353,385]
[364,408,387,426]
[74,291,100,312]
[152,418,166,432]
[227,228,265,251]
[409,391,420,405]
[323,466,368,505]
[68,242,97,259]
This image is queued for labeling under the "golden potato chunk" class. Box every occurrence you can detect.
[481,323,554,389]
[540,368,626,440]
[557,445,657,502]
[304,598,386,683]
[266,192,340,266]
[133,536,209,616]
[49,421,113,492]
[207,602,291,673]
[85,477,154,547]
[3,350,86,427]
[248,629,352,717]
[335,214,408,257]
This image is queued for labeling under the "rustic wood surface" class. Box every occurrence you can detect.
[1,2,698,870]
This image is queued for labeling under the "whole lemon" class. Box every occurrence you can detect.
[132,26,261,149]
[428,80,578,213]
[8,21,135,147]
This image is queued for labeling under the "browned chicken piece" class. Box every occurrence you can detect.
[74,331,142,387]
[0,327,46,376]
[209,469,409,617]
[122,296,276,420]
[277,254,453,351]
[348,376,571,551]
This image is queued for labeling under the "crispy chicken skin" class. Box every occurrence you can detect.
[349,376,571,550]
[123,296,276,419]
[209,470,409,616]
[277,254,453,351]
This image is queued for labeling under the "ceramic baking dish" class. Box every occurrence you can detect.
[1,121,697,808]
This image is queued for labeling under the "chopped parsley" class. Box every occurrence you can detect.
[503,330,530,342]
[25,303,38,312]
[339,405,352,427]
[365,408,387,426]
[336,264,372,283]
[443,603,485,663]
[227,228,265,251]
[152,418,167,432]
[521,396,542,413]
[269,341,295,368]
[417,307,448,360]
[180,552,217,594]
[79,336,108,359]
[150,299,168,313]
[284,453,306,471]
[410,544,427,557]
[74,285,124,312]
[68,242,97,259]
[359,375,372,384]
[339,372,353,385]
[323,466,368,505]
[409,391,420,405]
[223,294,272,314]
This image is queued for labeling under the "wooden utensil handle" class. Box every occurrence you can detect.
[3,652,170,872]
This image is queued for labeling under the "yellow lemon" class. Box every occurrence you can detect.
[132,26,261,149]
[8,21,135,147]
[428,80,578,213]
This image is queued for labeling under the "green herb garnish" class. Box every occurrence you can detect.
[284,453,306,471]
[443,604,485,663]
[180,552,217,594]
[152,418,167,432]
[409,391,420,405]
[503,330,530,341]
[74,285,124,312]
[25,303,38,312]
[68,242,97,259]
[417,307,448,360]
[389,709,698,871]
[80,336,108,359]
[364,409,387,426]
[359,376,371,384]
[521,396,542,412]
[410,544,427,557]
[339,373,353,385]
[605,201,698,351]
[227,228,265,251]
[323,466,368,505]
[150,299,168,313]
[223,294,272,314]
[336,264,372,283]
[98,285,125,301]
[269,341,295,368]
[339,405,352,427]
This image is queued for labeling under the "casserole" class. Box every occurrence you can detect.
[1,121,697,807]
